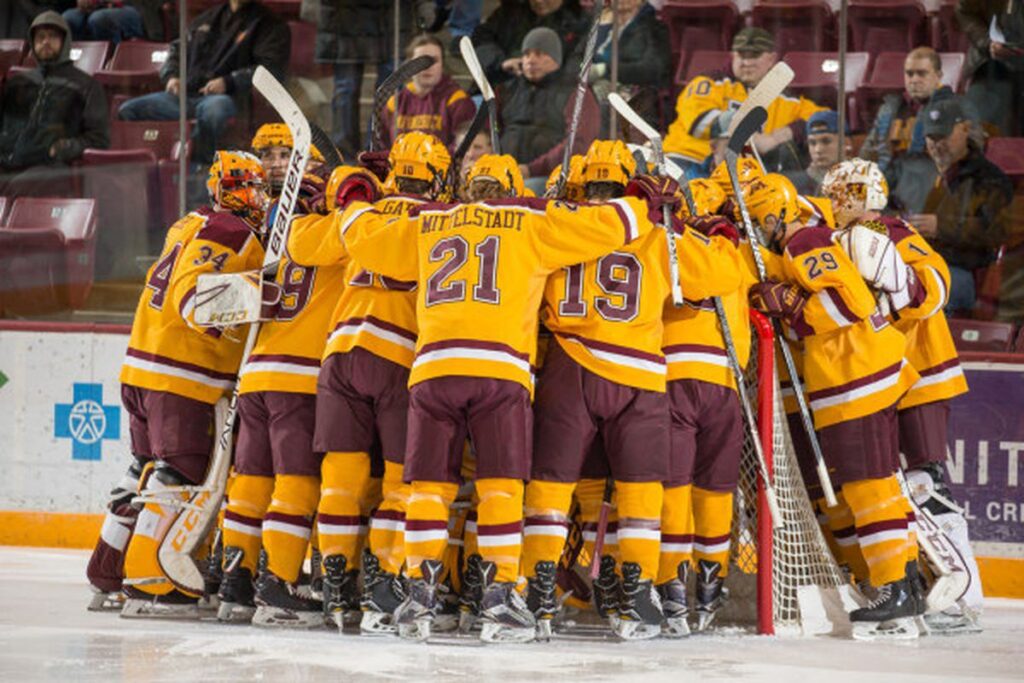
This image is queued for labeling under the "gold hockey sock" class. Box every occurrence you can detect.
[577,478,620,565]
[317,451,370,567]
[821,493,870,582]
[693,487,733,576]
[896,482,921,563]
[368,461,408,576]
[475,478,525,584]
[615,481,663,582]
[262,475,319,583]
[405,480,459,579]
[522,480,575,579]
[843,475,910,587]
[657,484,694,585]
[222,474,274,574]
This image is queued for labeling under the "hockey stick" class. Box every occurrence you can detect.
[369,54,437,152]
[446,99,491,195]
[157,67,312,594]
[310,121,343,169]
[607,92,683,308]
[459,37,500,154]
[553,0,606,197]
[589,478,615,580]
[725,107,838,508]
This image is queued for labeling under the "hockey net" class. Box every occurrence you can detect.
[719,311,849,636]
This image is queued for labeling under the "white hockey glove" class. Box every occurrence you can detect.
[835,221,921,313]
[194,270,281,326]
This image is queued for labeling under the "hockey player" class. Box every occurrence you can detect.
[112,151,268,618]
[743,172,927,638]
[656,177,758,634]
[822,159,982,632]
[286,132,449,634]
[334,152,679,643]
[521,140,743,641]
[214,154,339,628]
[251,123,325,198]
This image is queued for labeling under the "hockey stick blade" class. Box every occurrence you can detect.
[447,99,490,191]
[370,55,437,151]
[459,36,493,101]
[726,62,794,139]
[310,121,343,169]
[608,92,662,162]
[727,106,768,155]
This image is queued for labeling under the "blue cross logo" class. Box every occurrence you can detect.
[55,383,121,461]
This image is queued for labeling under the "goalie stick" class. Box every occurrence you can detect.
[607,92,683,308]
[459,37,500,154]
[156,66,312,595]
[723,67,838,507]
[611,93,783,528]
[369,54,437,152]
[589,478,614,580]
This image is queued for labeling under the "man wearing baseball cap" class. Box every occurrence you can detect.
[912,97,1013,313]
[664,26,826,172]
[785,110,844,195]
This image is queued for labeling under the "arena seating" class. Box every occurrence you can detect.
[934,0,971,53]
[750,1,835,55]
[0,39,25,74]
[21,40,110,75]
[985,138,1024,187]
[661,1,740,66]
[95,41,170,97]
[853,51,965,129]
[948,318,1016,352]
[0,198,98,315]
[847,1,929,58]
[674,50,732,86]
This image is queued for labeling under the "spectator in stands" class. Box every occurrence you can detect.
[415,1,483,51]
[683,109,733,181]
[0,11,108,196]
[382,35,476,149]
[471,0,587,87]
[786,110,842,196]
[496,26,598,194]
[912,98,1014,313]
[1,1,73,41]
[958,0,1024,136]
[62,1,163,45]
[580,0,670,132]
[452,121,493,199]
[118,0,290,166]
[664,27,826,174]
[861,47,963,213]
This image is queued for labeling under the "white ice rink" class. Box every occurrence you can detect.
[0,546,1021,683]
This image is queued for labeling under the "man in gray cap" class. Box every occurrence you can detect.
[912,97,1013,313]
[497,26,599,194]
[664,26,826,173]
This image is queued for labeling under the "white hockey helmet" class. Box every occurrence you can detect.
[820,158,889,229]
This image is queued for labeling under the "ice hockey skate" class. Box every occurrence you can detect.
[592,555,620,628]
[120,586,201,620]
[458,553,485,633]
[612,562,662,641]
[321,554,360,630]
[694,559,727,632]
[358,549,405,635]
[657,564,690,638]
[850,576,921,640]
[87,587,125,612]
[251,571,323,629]
[216,546,256,623]
[395,560,444,641]
[527,561,558,640]
[478,561,536,644]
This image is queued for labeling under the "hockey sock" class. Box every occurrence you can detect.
[317,451,371,567]
[522,480,575,579]
[693,487,733,577]
[263,475,319,584]
[87,458,145,593]
[577,478,620,565]
[615,481,663,582]
[843,475,910,587]
[657,484,694,585]
[368,461,408,576]
[896,480,921,563]
[475,478,525,584]
[405,480,459,579]
[222,474,274,574]
[820,493,870,582]
[123,463,195,597]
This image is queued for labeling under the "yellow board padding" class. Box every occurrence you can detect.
[977,557,1024,599]
[0,510,102,549]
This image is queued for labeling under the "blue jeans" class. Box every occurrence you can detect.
[118,91,236,165]
[332,62,393,157]
[449,0,482,38]
[946,265,977,314]
[63,7,144,45]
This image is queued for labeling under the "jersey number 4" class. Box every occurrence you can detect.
[426,235,500,306]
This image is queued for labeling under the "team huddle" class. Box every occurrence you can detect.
[84,117,983,644]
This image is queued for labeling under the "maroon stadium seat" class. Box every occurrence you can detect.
[0,196,7,225]
[660,1,740,67]
[22,41,110,75]
[264,0,301,19]
[786,51,870,126]
[0,39,25,74]
[287,20,328,77]
[750,1,835,55]
[94,41,170,96]
[986,137,1024,186]
[947,319,1015,352]
[935,0,971,53]
[847,1,928,60]
[680,50,733,86]
[110,119,190,161]
[0,198,98,314]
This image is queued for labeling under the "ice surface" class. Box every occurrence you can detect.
[0,546,1021,682]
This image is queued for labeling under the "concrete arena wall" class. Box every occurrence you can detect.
[0,321,1020,598]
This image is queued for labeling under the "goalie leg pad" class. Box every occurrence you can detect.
[87,456,146,594]
[657,484,694,585]
[223,474,274,574]
[262,474,319,584]
[615,481,663,583]
[475,478,525,584]
[522,480,575,579]
[693,487,733,577]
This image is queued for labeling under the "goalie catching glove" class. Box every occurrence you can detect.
[835,221,925,312]
[749,280,808,324]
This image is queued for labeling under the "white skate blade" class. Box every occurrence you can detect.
[923,611,983,636]
[398,617,432,641]
[480,620,536,644]
[925,573,970,614]
[851,617,920,641]
[662,615,691,638]
[614,619,661,641]
[360,610,397,635]
[120,598,200,620]
[251,605,323,629]
[535,618,553,641]
[695,611,717,632]
[216,601,255,623]
[87,591,125,612]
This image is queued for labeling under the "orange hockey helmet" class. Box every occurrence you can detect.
[207,150,268,229]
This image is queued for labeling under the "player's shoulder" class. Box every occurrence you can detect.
[786,225,837,257]
[195,209,257,253]
[407,199,459,217]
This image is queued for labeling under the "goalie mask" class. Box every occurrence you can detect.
[821,158,888,229]
[546,155,585,202]
[389,131,451,189]
[582,139,637,188]
[710,156,764,196]
[743,173,800,252]
[467,154,524,198]
[684,178,727,217]
[207,150,268,231]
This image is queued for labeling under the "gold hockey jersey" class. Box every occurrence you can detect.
[120,207,265,404]
[541,226,741,392]
[339,196,657,395]
[287,195,424,369]
[664,75,826,162]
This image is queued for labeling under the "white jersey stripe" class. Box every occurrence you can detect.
[809,361,908,412]
[328,319,416,351]
[122,355,235,391]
